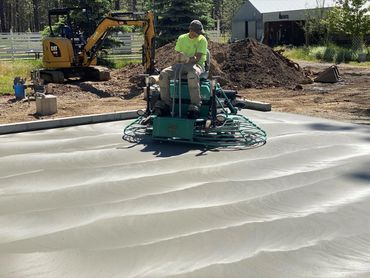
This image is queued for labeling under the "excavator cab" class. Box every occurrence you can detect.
[43,8,91,69]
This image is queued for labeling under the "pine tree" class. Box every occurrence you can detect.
[155,0,213,46]
[220,0,243,33]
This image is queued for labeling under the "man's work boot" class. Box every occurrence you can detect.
[153,100,170,116]
[187,104,200,119]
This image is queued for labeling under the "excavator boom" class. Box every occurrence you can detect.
[82,11,156,74]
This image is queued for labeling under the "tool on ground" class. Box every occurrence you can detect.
[314,65,342,83]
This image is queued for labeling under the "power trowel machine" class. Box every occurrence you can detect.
[123,62,267,148]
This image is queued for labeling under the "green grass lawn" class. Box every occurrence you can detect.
[113,58,141,69]
[0,58,142,95]
[278,45,370,66]
[0,60,42,94]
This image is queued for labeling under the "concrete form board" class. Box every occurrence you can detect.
[0,111,138,135]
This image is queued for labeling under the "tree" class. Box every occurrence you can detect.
[326,0,370,49]
[0,0,6,32]
[155,0,213,46]
[220,0,243,33]
[213,0,223,19]
[304,0,331,45]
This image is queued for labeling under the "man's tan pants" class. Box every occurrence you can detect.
[159,63,204,107]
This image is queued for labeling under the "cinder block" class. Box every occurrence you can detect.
[36,95,57,115]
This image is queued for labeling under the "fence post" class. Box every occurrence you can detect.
[27,32,31,51]
[10,28,14,60]
[217,19,220,43]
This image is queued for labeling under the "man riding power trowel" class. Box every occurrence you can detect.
[126,19,267,148]
[153,19,208,119]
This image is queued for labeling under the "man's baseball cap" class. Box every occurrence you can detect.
[189,20,205,35]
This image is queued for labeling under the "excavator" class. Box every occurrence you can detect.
[40,8,156,83]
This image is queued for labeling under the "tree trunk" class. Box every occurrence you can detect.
[5,0,13,32]
[114,0,120,10]
[130,0,137,12]
[32,0,40,31]
[0,0,6,32]
[15,0,21,32]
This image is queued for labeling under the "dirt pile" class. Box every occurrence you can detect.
[114,38,311,90]
[212,39,312,89]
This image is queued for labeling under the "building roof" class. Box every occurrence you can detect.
[249,0,337,13]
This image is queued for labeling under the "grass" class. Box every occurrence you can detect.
[108,57,141,69]
[0,57,140,95]
[278,45,370,66]
[0,60,42,94]
[276,46,320,62]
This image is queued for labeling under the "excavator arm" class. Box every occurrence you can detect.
[81,11,156,74]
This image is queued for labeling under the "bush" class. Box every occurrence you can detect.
[97,54,116,68]
[280,44,370,64]
[347,50,357,62]
[335,49,345,64]
[323,46,336,62]
[315,51,323,60]
[309,46,325,60]
[335,48,356,64]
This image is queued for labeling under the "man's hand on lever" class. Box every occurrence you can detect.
[176,52,202,64]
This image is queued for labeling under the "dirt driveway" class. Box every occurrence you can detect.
[0,61,369,125]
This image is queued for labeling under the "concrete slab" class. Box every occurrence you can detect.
[0,111,369,277]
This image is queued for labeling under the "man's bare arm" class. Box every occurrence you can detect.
[188,52,202,64]
[175,51,203,64]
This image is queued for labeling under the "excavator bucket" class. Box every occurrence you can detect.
[314,65,342,83]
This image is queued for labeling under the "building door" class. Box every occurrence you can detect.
[264,21,305,46]
[245,21,249,38]
[249,21,256,39]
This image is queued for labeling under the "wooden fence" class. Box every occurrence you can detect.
[0,30,224,61]
[0,32,43,60]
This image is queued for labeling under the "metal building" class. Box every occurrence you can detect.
[232,0,336,46]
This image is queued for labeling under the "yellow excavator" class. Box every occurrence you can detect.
[41,8,156,83]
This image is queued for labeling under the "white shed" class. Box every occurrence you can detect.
[232,0,336,45]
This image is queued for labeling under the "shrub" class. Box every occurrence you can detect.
[323,46,336,62]
[335,49,345,64]
[309,46,325,60]
[335,48,356,63]
[315,51,323,60]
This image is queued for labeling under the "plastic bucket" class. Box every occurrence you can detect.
[14,84,25,99]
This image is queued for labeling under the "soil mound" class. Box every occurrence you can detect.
[115,38,311,90]
[215,39,312,88]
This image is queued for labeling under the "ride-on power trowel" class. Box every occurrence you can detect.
[123,57,267,148]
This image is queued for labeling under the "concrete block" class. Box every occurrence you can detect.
[36,95,57,115]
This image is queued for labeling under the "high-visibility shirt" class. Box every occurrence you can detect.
[175,33,208,67]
